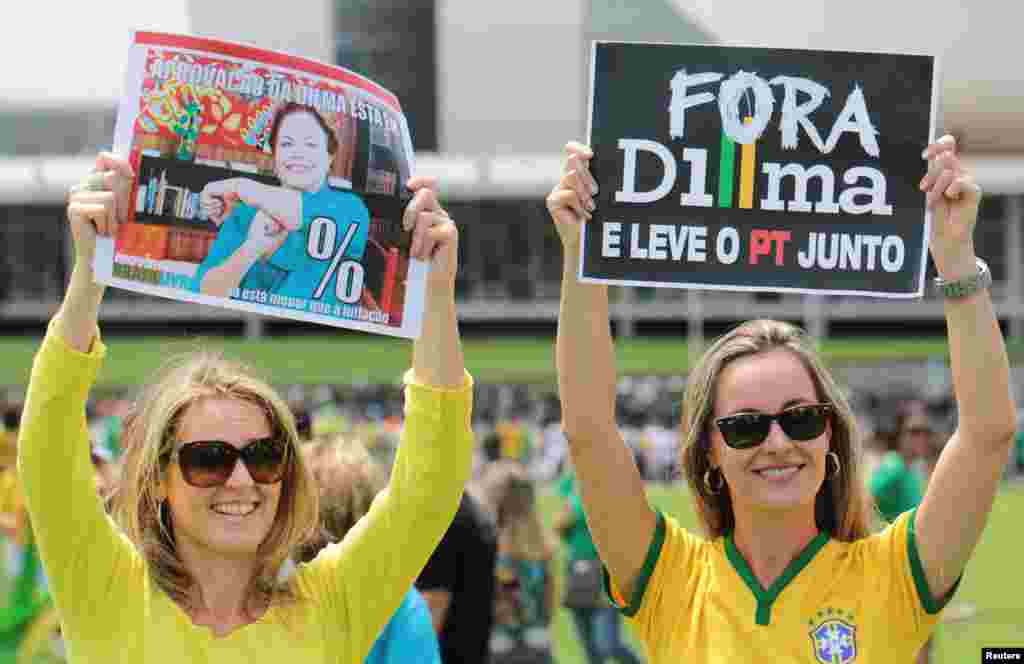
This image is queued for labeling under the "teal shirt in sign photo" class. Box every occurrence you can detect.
[191,185,370,308]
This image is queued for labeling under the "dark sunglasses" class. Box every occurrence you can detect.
[715,404,833,450]
[164,437,288,488]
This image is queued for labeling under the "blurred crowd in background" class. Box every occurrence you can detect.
[1,376,1017,493]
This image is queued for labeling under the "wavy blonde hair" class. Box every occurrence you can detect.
[679,319,874,541]
[475,460,551,561]
[110,351,319,617]
[294,437,384,563]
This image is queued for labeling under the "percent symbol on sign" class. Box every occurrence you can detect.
[310,218,364,303]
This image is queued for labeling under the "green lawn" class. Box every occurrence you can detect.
[539,483,1024,662]
[0,334,1000,389]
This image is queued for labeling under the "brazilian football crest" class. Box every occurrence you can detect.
[809,609,857,664]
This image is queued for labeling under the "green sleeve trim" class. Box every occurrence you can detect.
[907,508,962,614]
[602,510,666,618]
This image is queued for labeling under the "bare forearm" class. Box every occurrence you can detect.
[53,265,106,354]
[945,287,1016,448]
[200,249,260,298]
[556,252,617,436]
[555,250,654,598]
[412,289,464,388]
[237,181,300,225]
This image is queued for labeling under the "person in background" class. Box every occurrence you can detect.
[294,438,441,664]
[1015,416,1024,477]
[0,406,20,472]
[555,469,643,664]
[495,406,537,466]
[416,488,498,664]
[535,400,568,483]
[868,401,937,664]
[869,401,931,525]
[475,460,555,664]
[0,442,45,664]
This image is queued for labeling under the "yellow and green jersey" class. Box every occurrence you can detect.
[606,509,956,663]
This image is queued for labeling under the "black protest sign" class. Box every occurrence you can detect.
[581,42,935,297]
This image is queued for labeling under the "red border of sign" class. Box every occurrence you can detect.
[134,31,403,113]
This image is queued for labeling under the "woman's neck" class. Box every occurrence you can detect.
[730,504,820,590]
[177,545,266,634]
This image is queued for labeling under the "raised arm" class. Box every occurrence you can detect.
[546,143,656,600]
[407,176,464,389]
[914,135,1017,600]
[19,153,138,633]
[202,178,302,231]
[306,176,471,661]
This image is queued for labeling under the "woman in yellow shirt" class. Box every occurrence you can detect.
[545,136,1014,662]
[17,152,471,662]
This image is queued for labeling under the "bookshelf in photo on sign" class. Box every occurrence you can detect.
[133,154,277,231]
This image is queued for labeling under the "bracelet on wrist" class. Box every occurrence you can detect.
[933,257,991,299]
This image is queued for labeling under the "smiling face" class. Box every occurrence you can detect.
[163,396,283,561]
[273,110,332,192]
[709,349,830,517]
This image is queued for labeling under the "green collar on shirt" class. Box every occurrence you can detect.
[725,529,830,626]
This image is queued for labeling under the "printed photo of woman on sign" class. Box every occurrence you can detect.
[192,102,371,309]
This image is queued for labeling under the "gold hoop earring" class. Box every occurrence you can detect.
[159,499,172,530]
[826,451,841,478]
[704,467,724,495]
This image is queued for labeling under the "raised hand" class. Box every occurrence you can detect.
[403,176,458,291]
[65,153,135,268]
[59,152,134,351]
[200,179,240,227]
[545,142,598,256]
[240,213,288,260]
[920,134,982,279]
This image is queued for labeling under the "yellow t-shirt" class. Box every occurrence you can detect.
[18,327,474,662]
[608,510,956,663]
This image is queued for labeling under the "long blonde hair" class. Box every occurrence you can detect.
[475,460,551,561]
[111,351,319,616]
[679,319,874,541]
[294,437,384,563]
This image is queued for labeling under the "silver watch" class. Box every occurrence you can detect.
[933,258,991,299]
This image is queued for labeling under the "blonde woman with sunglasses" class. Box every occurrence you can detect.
[17,152,471,662]
[545,136,1015,663]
